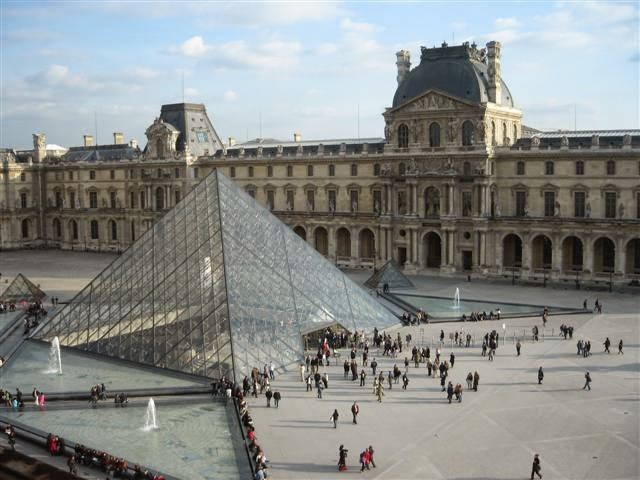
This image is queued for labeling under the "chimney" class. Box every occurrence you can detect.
[32,133,46,163]
[396,50,411,85]
[129,139,139,149]
[486,41,502,104]
[113,132,124,144]
[228,137,236,147]
[293,132,302,142]
[83,135,94,147]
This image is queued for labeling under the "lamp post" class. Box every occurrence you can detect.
[502,323,506,346]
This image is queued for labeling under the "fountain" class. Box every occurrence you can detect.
[46,336,62,375]
[143,398,158,431]
[452,288,461,309]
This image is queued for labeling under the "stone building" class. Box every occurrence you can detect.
[1,41,639,285]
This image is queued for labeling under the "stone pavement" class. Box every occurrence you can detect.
[247,312,639,480]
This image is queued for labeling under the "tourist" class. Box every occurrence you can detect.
[338,445,348,471]
[330,409,339,428]
[473,371,480,391]
[454,383,463,402]
[351,401,359,424]
[402,373,409,390]
[618,339,624,354]
[538,367,544,385]
[67,454,77,475]
[367,446,376,468]
[273,391,281,408]
[583,371,592,391]
[449,352,455,368]
[531,453,542,479]
[516,339,521,356]
[583,299,587,310]
[265,388,272,407]
[269,361,275,380]
[322,372,329,389]
[439,329,445,345]
[387,371,392,390]
[299,363,305,382]
[306,374,312,392]
[466,372,473,390]
[603,337,611,353]
[370,358,377,376]
[316,382,324,399]
[5,424,16,451]
[359,369,366,387]
[376,381,384,403]
[481,340,487,357]
[446,381,454,403]
[359,448,371,471]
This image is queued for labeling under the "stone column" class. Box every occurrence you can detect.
[412,184,418,216]
[480,231,486,267]
[583,236,593,275]
[552,239,562,274]
[480,185,487,216]
[522,234,531,271]
[352,230,359,266]
[386,185,393,216]
[616,237,626,275]
[448,185,454,215]
[328,226,336,260]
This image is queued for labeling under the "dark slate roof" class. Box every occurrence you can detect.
[393,43,514,108]
[62,143,141,163]
[220,137,386,159]
[513,130,640,149]
[159,103,223,157]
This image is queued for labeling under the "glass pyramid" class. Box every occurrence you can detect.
[364,260,415,290]
[1,273,46,303]
[35,171,397,381]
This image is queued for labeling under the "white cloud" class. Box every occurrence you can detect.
[494,17,521,29]
[224,90,237,102]
[316,42,339,55]
[340,18,379,34]
[170,35,212,58]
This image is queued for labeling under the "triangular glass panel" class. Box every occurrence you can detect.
[0,273,46,303]
[364,259,415,289]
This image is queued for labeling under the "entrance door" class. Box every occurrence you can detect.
[462,250,473,271]
[398,247,407,266]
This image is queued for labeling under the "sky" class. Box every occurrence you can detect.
[1,0,639,150]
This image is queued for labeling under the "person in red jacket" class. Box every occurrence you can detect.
[360,448,371,471]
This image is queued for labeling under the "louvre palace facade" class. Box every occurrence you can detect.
[1,41,639,285]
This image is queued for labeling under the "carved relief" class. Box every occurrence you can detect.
[447,118,460,143]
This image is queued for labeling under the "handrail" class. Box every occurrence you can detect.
[232,396,256,478]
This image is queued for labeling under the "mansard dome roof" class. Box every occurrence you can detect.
[392,42,514,108]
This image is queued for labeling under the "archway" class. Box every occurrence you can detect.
[336,228,351,258]
[70,220,78,241]
[562,236,583,271]
[502,234,522,268]
[593,237,615,273]
[293,226,306,241]
[53,218,62,238]
[531,235,552,270]
[359,228,375,259]
[423,232,442,268]
[424,187,440,218]
[314,227,328,256]
[21,219,30,239]
[625,239,640,274]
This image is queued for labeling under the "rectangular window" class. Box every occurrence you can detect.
[130,191,136,209]
[516,161,525,175]
[248,166,254,177]
[140,192,145,209]
[110,191,117,209]
[55,191,63,208]
[545,161,554,175]
[20,193,28,208]
[286,190,294,210]
[515,191,526,217]
[351,164,358,176]
[174,168,180,179]
[267,190,275,210]
[575,161,584,175]
[328,190,336,212]
[287,165,293,177]
[350,190,358,212]
[462,191,472,217]
[20,172,26,182]
[89,170,96,180]
[574,191,586,217]
[328,164,335,177]
[91,221,99,239]
[89,191,98,209]
[544,191,555,217]
[373,190,382,213]
[605,192,617,218]
[637,192,640,219]
[69,192,75,209]
[606,161,616,175]
[230,166,235,178]
[129,169,135,179]
[110,170,115,180]
[307,165,314,177]
[267,165,273,177]
[306,190,315,211]
[68,171,73,180]
[175,190,181,204]
[193,167,199,178]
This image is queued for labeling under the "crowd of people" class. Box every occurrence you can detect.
[0,300,17,313]
[72,444,165,479]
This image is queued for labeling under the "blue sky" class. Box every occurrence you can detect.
[1,1,639,150]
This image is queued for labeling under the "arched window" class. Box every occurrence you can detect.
[336,228,351,257]
[70,220,78,240]
[502,122,508,144]
[21,219,30,239]
[53,218,61,238]
[397,124,409,148]
[491,121,496,145]
[110,220,118,241]
[156,138,164,158]
[429,122,441,147]
[359,229,375,259]
[463,162,471,176]
[90,220,99,240]
[155,187,164,210]
[462,121,475,146]
[373,163,381,176]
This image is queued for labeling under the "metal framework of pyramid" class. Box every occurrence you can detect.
[1,273,46,303]
[35,171,397,381]
[364,260,415,290]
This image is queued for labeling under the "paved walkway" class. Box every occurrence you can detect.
[247,312,639,479]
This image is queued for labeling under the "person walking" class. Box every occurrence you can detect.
[516,340,521,356]
[583,371,592,391]
[446,381,454,403]
[317,382,324,399]
[473,371,480,391]
[376,382,384,403]
[466,372,473,390]
[367,446,376,469]
[67,454,77,475]
[338,445,348,471]
[299,363,306,382]
[402,373,409,390]
[449,352,455,368]
[5,424,16,451]
[273,391,281,408]
[603,337,611,353]
[618,339,624,354]
[330,409,339,428]
[531,453,543,479]
[370,358,378,376]
[265,388,273,407]
[387,371,392,390]
[538,367,544,385]
[359,369,366,387]
[351,401,359,424]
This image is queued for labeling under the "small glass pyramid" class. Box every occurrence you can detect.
[1,273,46,303]
[35,171,397,381]
[364,260,415,290]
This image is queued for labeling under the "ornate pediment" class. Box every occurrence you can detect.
[394,89,477,114]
